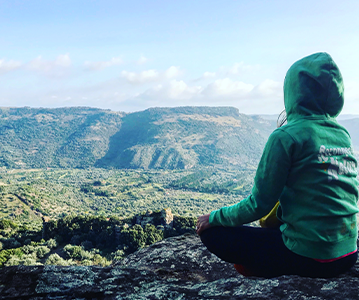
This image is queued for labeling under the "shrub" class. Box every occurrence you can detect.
[4,255,21,266]
[35,246,50,258]
[0,219,18,230]
[22,245,36,254]
[92,254,111,267]
[5,253,40,266]
[120,224,146,253]
[0,250,10,266]
[22,255,42,266]
[45,253,74,266]
[10,247,24,258]
[90,248,101,255]
[173,216,196,230]
[46,238,57,249]
[144,224,163,245]
[64,244,82,259]
[112,249,125,261]
[79,249,93,260]
[81,259,93,266]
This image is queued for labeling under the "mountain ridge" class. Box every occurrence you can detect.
[1,106,358,170]
[0,106,275,170]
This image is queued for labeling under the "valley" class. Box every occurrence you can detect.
[0,105,358,269]
[0,167,254,223]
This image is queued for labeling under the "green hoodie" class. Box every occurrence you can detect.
[209,52,359,259]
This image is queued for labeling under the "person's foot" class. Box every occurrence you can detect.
[233,264,255,276]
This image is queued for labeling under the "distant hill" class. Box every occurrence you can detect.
[337,118,359,149]
[337,114,359,121]
[96,106,275,169]
[258,113,359,149]
[0,106,275,170]
[0,107,124,169]
[257,114,359,121]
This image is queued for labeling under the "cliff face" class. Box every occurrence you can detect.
[1,234,359,299]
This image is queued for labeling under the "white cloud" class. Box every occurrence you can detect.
[164,66,181,78]
[121,69,160,84]
[0,59,22,74]
[199,77,281,102]
[203,71,216,78]
[55,54,71,67]
[1,56,284,115]
[137,55,148,65]
[344,81,359,100]
[121,66,180,84]
[142,80,202,100]
[251,79,282,97]
[227,62,260,75]
[84,57,122,71]
[341,80,359,114]
[203,78,254,97]
[27,54,72,77]
[191,71,216,82]
[167,80,202,99]
[124,77,283,113]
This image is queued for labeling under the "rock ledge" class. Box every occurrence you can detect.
[1,234,358,299]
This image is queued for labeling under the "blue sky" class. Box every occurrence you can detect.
[1,0,359,114]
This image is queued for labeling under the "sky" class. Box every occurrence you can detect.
[1,0,359,115]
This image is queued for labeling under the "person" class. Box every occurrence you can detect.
[196,52,359,278]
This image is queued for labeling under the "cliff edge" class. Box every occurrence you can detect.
[0,234,358,299]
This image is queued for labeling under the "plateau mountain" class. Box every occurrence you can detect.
[0,106,275,170]
[1,106,357,170]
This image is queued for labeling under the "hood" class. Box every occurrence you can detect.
[284,52,344,122]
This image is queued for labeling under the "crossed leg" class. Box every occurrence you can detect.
[200,226,357,278]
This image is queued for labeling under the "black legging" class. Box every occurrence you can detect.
[200,226,358,278]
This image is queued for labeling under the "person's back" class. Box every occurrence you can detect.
[277,53,358,260]
[277,118,358,259]
[197,52,359,278]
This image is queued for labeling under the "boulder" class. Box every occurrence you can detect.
[0,234,359,299]
[134,208,174,229]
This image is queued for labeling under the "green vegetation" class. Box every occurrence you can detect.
[0,106,276,267]
[0,165,256,268]
[0,106,275,170]
[0,211,197,267]
[168,169,254,195]
[96,106,274,170]
[0,107,124,169]
[0,168,253,221]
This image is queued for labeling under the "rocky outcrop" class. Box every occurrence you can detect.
[134,208,174,229]
[1,234,359,299]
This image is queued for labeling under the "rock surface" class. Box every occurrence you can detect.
[1,234,359,299]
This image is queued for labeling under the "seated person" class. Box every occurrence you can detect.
[196,52,359,278]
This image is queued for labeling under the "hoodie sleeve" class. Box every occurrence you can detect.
[209,129,294,227]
